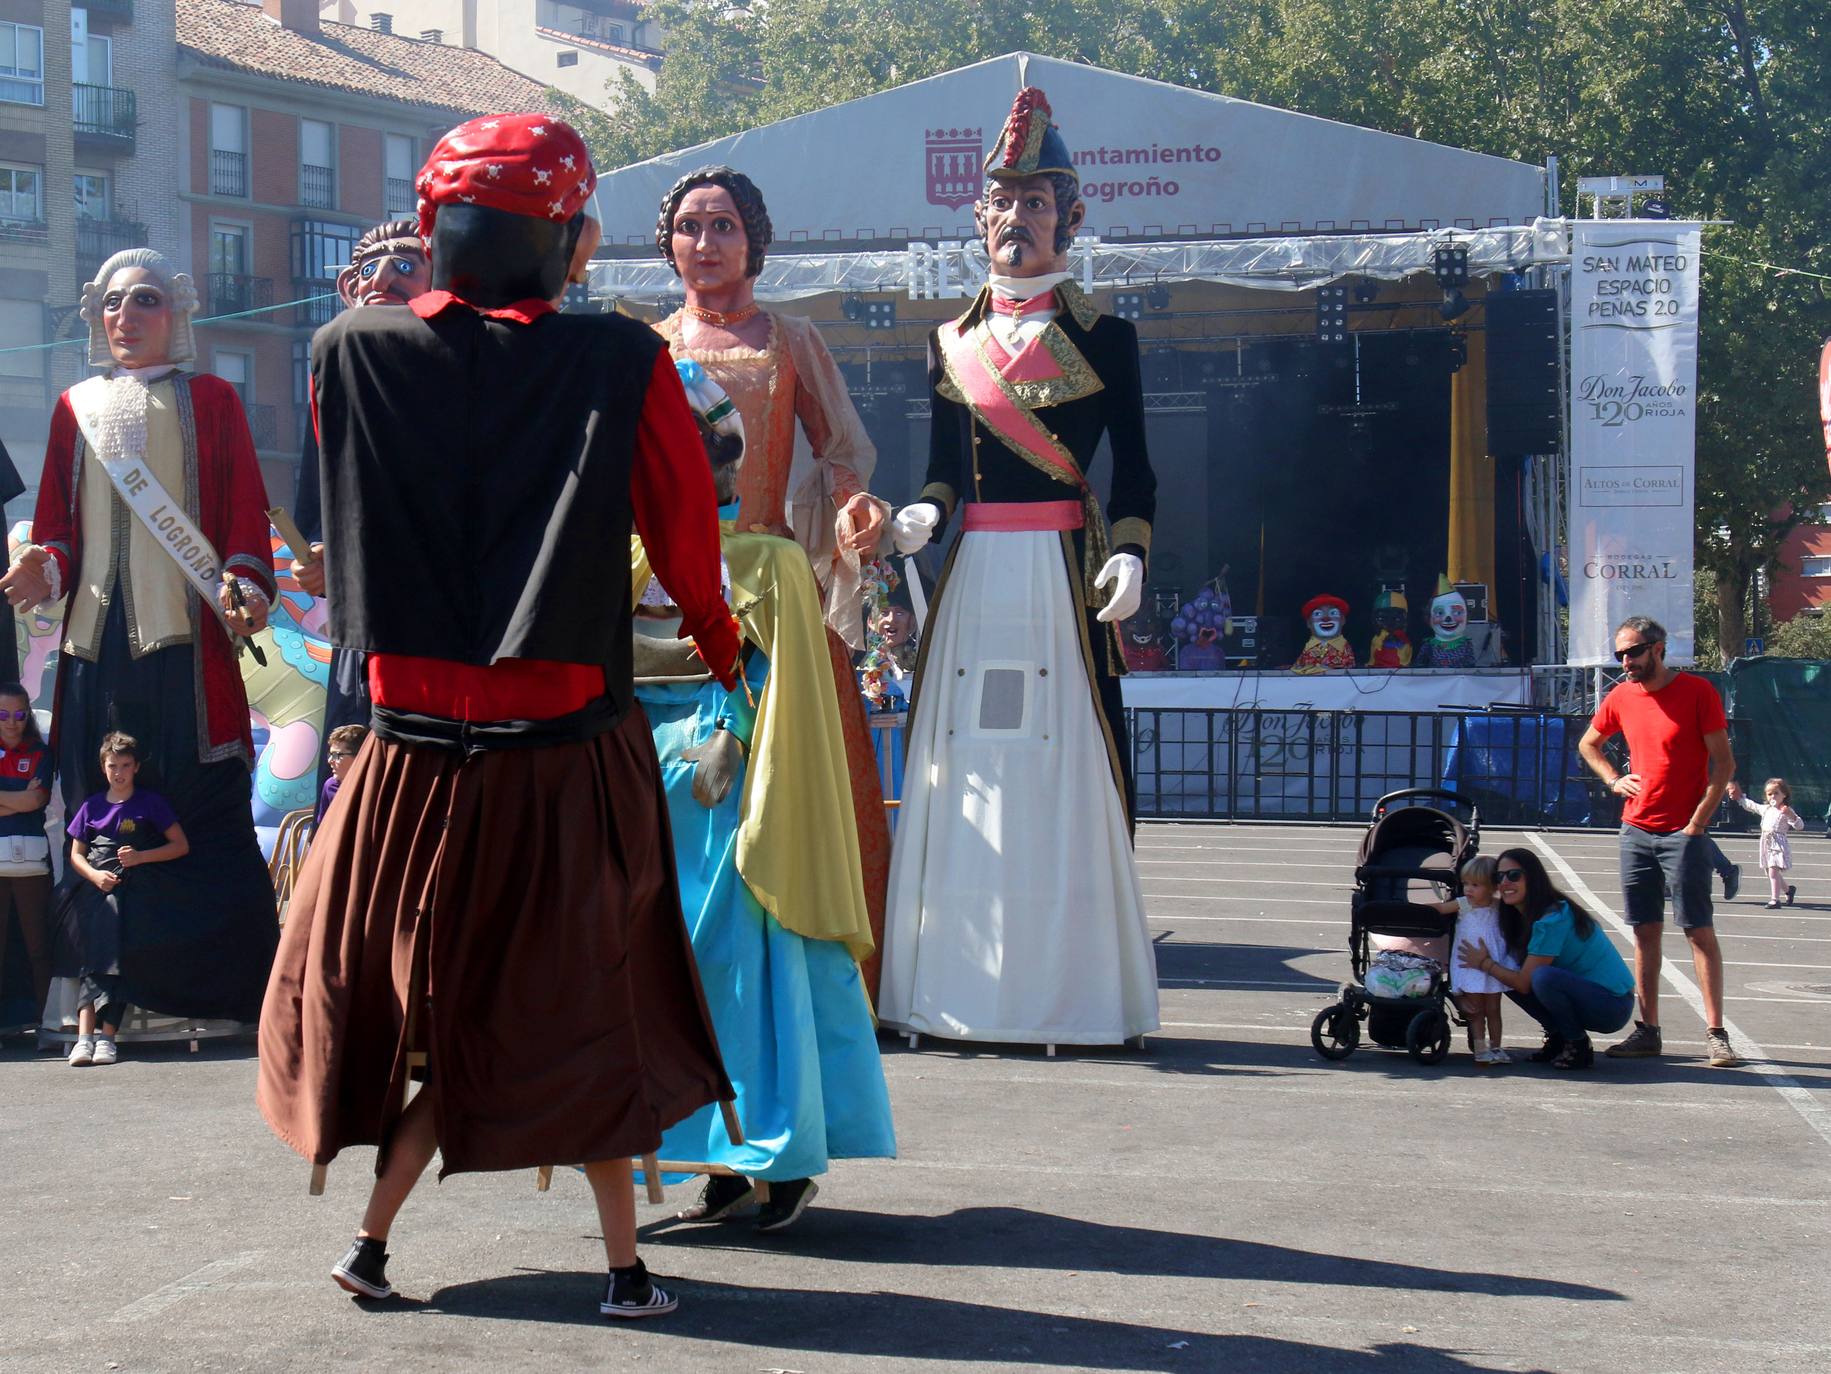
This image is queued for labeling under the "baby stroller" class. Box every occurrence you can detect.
[1311,788,1480,1066]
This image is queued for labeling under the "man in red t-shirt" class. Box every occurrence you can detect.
[1579,616,1739,1067]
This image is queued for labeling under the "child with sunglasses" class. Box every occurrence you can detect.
[1727,777,1803,908]
[316,724,368,826]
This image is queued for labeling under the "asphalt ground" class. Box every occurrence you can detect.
[4,821,1829,1373]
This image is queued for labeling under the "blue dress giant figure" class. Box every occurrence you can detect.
[632,363,894,1232]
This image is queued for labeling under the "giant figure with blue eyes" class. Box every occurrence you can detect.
[289,221,432,781]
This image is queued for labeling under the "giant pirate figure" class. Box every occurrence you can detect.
[880,88,1161,1048]
[258,115,736,1319]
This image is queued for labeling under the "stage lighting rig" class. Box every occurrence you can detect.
[1113,291,1144,321]
[1145,282,1172,311]
[1352,278,1379,304]
[1439,289,1471,321]
[1316,284,1348,343]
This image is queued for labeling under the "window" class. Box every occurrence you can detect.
[557,50,578,67]
[74,171,110,220]
[72,18,110,87]
[0,300,43,379]
[211,223,248,278]
[383,133,415,217]
[214,350,254,403]
[606,22,624,42]
[1802,556,1831,579]
[291,218,360,282]
[211,103,248,197]
[300,119,335,209]
[0,164,42,223]
[0,22,44,105]
[1817,503,1831,525]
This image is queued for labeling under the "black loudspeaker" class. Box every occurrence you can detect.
[1485,289,1561,457]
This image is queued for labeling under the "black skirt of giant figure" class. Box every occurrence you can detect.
[55,597,278,1022]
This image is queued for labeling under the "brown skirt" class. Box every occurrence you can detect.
[256,707,732,1177]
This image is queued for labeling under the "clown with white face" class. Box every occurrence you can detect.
[1294,594,1355,673]
[1418,575,1477,668]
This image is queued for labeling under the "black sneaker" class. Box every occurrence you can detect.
[676,1172,756,1223]
[755,1177,819,1233]
[600,1259,677,1319]
[1786,885,1797,907]
[1552,1036,1595,1070]
[332,1236,392,1299]
[1722,864,1740,901]
[1527,1034,1566,1064]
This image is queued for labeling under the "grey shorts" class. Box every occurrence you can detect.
[1619,824,1714,929]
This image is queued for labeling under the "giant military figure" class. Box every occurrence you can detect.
[879,88,1161,1049]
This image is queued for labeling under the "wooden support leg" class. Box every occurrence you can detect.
[753,1179,771,1205]
[308,1163,327,1197]
[1046,1043,1057,1058]
[535,1166,553,1192]
[718,1098,744,1147]
[640,1154,664,1205]
[906,1031,918,1049]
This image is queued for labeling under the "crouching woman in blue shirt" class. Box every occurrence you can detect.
[1456,847,1635,1071]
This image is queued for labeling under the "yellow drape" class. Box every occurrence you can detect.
[632,528,874,960]
[1446,330,1494,593]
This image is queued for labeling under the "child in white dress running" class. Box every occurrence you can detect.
[1728,778,1803,908]
[1428,856,1521,1065]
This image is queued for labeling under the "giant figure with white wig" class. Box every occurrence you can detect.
[0,247,280,1026]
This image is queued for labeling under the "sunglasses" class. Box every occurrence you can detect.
[1613,642,1654,663]
[0,709,30,721]
[1495,867,1526,883]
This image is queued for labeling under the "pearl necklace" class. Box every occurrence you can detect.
[683,301,760,327]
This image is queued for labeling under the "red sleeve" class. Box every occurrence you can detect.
[1590,688,1619,739]
[631,351,740,688]
[32,396,78,588]
[1696,676,1728,733]
[195,376,276,598]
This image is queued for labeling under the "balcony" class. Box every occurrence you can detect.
[85,0,135,19]
[384,177,414,218]
[245,403,278,450]
[76,216,148,284]
[211,149,248,198]
[206,273,273,318]
[73,84,137,153]
[0,218,47,245]
[301,164,335,210]
[294,284,340,330]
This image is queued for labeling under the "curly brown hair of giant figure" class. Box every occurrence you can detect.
[656,166,774,279]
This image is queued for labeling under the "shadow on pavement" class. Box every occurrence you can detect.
[638,1206,1622,1302]
[421,1271,1557,1371]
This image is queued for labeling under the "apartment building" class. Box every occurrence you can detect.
[324,0,663,108]
[176,0,549,499]
[0,0,181,514]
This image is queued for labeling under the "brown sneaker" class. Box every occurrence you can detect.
[1705,1028,1742,1068]
[1605,1021,1662,1058]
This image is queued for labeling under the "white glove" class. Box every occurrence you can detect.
[891,502,941,555]
[1093,552,1145,623]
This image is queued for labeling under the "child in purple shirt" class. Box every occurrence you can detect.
[316,723,368,827]
[54,731,189,1067]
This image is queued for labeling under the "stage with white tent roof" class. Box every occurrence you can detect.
[588,52,1577,719]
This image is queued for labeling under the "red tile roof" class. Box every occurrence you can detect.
[177,0,556,117]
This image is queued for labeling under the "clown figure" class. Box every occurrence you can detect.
[1418,576,1476,668]
[1293,594,1354,673]
[1366,588,1412,668]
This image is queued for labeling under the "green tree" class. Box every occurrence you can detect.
[555,0,1831,662]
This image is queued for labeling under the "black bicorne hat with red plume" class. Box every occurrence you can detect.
[983,87,1076,178]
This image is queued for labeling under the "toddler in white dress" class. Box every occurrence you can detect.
[1728,777,1803,908]
[1428,855,1520,1065]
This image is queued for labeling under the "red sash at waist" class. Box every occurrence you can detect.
[960,500,1085,533]
[369,654,607,721]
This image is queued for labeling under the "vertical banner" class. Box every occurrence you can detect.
[1567,221,1702,665]
[1818,334,1830,472]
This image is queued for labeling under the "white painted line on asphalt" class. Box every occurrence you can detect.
[1145,914,1334,925]
[109,1252,261,1323]
[1526,833,1831,1153]
[1138,874,1357,887]
[1145,893,1343,906]
[1154,1020,1828,1052]
[1161,977,1324,990]
[1721,960,1831,971]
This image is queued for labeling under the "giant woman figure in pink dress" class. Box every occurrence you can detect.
[654,168,892,995]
